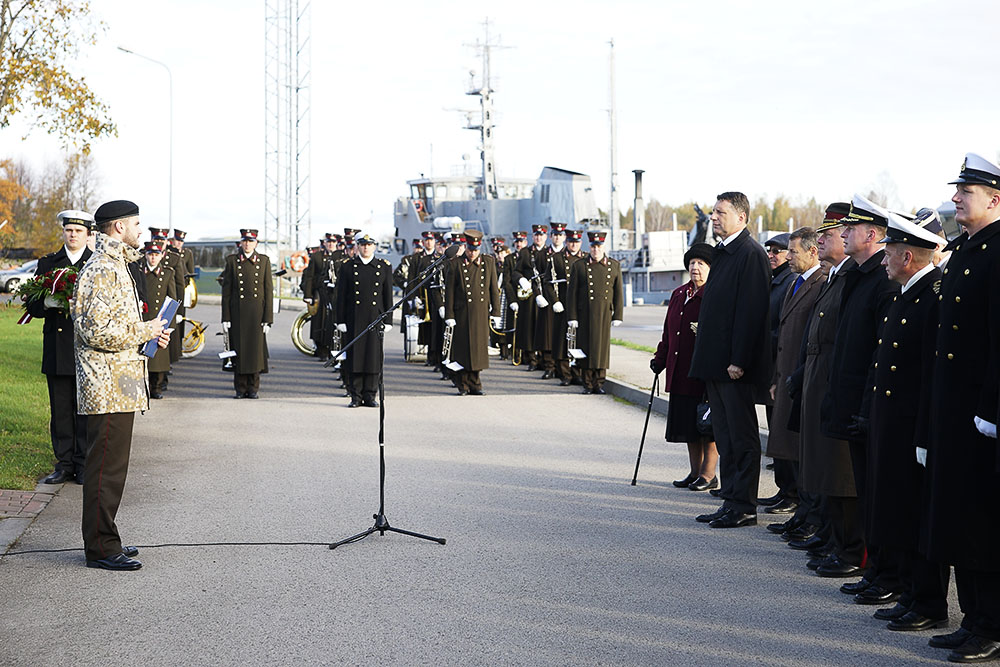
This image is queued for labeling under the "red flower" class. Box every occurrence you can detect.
[55,280,66,292]
[142,302,149,313]
[42,277,53,288]
[67,274,77,283]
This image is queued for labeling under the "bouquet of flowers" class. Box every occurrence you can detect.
[15,266,79,325]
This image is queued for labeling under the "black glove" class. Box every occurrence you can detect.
[785,375,800,401]
[846,415,869,439]
[650,358,664,375]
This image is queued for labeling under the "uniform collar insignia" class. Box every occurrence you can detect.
[932,279,941,294]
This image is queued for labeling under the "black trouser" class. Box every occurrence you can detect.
[905,553,949,619]
[705,381,761,514]
[350,372,378,401]
[582,368,607,391]
[827,495,865,566]
[538,350,554,372]
[956,568,1000,640]
[234,373,260,395]
[82,412,135,562]
[772,458,799,501]
[148,371,167,395]
[46,374,88,476]
[555,358,571,381]
[454,370,482,393]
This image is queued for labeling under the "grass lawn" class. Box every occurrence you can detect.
[610,337,656,355]
[194,268,222,296]
[0,304,53,490]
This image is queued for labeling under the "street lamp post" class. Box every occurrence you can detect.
[117,47,172,232]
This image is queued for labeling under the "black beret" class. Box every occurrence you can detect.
[684,243,715,267]
[94,200,139,224]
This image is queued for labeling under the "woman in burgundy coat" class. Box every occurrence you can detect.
[651,243,718,491]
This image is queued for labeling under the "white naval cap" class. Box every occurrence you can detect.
[879,209,943,250]
[844,193,890,227]
[57,209,95,228]
[949,152,1000,188]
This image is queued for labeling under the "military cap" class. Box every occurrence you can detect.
[550,222,567,234]
[879,210,942,250]
[148,227,170,239]
[843,194,889,227]
[464,229,483,247]
[432,231,445,242]
[949,152,1000,189]
[142,241,164,253]
[344,227,362,236]
[587,230,608,244]
[764,232,791,250]
[412,238,422,246]
[818,202,851,231]
[240,229,259,240]
[512,230,528,240]
[566,229,583,242]
[421,230,436,239]
[532,224,548,234]
[356,233,376,245]
[94,200,139,224]
[450,232,467,244]
[57,209,94,229]
[172,229,187,241]
[684,242,714,267]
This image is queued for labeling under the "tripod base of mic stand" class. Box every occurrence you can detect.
[329,511,446,549]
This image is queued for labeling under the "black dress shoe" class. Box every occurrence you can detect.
[806,556,824,571]
[766,498,799,514]
[930,627,974,649]
[854,585,901,605]
[581,387,593,394]
[233,392,243,399]
[348,399,362,408]
[593,386,607,395]
[122,546,139,558]
[42,470,71,485]
[887,611,948,632]
[788,535,825,551]
[767,517,801,534]
[246,392,259,399]
[806,547,831,559]
[469,389,484,395]
[559,378,571,386]
[816,557,864,578]
[363,399,379,408]
[874,602,910,620]
[150,392,164,399]
[840,577,873,595]
[527,363,537,371]
[709,488,722,497]
[710,512,757,528]
[86,553,142,571]
[541,370,553,379]
[672,473,697,488]
[757,493,783,506]
[783,523,818,542]
[457,389,469,396]
[73,471,85,485]
[688,476,719,492]
[947,636,1000,663]
[696,507,729,523]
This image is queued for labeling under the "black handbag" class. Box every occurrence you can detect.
[696,400,713,437]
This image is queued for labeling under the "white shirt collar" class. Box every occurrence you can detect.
[828,256,850,282]
[901,262,936,294]
[65,245,86,265]
[799,263,821,281]
[359,254,374,265]
[719,227,744,246]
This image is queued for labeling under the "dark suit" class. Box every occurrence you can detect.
[26,246,92,478]
[689,228,771,513]
[335,256,393,402]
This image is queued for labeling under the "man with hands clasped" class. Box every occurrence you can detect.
[221,229,273,399]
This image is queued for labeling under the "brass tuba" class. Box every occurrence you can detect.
[291,301,319,356]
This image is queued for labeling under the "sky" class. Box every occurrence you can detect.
[2,0,999,242]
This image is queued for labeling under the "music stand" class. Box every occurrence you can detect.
[327,252,451,549]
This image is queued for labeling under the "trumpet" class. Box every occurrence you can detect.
[442,322,463,371]
[567,324,586,366]
[219,326,237,371]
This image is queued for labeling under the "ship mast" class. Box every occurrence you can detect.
[466,20,504,200]
[608,39,619,249]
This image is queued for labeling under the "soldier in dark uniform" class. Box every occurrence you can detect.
[533,222,567,379]
[512,225,548,370]
[862,211,948,632]
[335,233,392,407]
[444,230,501,395]
[141,241,177,398]
[430,232,465,380]
[167,228,195,355]
[221,229,273,398]
[502,231,528,363]
[921,154,1000,663]
[27,210,94,485]
[304,234,338,360]
[151,228,186,366]
[559,230,587,385]
[820,195,898,583]
[411,231,440,362]
[566,230,623,394]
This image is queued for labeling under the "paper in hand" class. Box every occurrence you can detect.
[141,297,180,358]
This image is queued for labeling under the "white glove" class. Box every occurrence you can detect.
[438,306,445,319]
[303,298,313,305]
[509,302,519,313]
[552,301,564,313]
[535,295,549,308]
[916,447,927,467]
[491,316,501,328]
[336,323,347,333]
[975,416,998,439]
[262,323,270,334]
[518,277,531,291]
[382,323,392,332]
[414,296,423,309]
[222,321,231,332]
[445,318,456,327]
[43,295,60,309]
[612,320,623,327]
[567,320,578,328]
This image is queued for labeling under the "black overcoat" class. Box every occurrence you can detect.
[688,228,771,386]
[512,245,545,350]
[866,266,940,550]
[923,221,1000,570]
[539,246,573,357]
[821,250,898,440]
[142,263,178,373]
[565,255,623,370]
[445,254,500,371]
[26,246,93,376]
[335,256,393,374]
[221,252,274,374]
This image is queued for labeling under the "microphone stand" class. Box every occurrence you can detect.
[327,252,451,549]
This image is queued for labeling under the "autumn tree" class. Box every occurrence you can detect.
[0,1,116,152]
[0,158,27,246]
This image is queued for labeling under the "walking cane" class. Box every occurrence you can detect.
[631,373,659,485]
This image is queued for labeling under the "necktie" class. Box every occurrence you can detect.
[792,275,804,295]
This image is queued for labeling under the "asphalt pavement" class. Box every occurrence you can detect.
[0,302,957,666]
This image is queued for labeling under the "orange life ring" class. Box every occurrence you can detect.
[289,252,308,273]
[414,199,424,212]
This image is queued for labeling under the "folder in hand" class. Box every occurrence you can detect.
[141,296,180,358]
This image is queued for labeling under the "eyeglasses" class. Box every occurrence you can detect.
[766,248,787,255]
